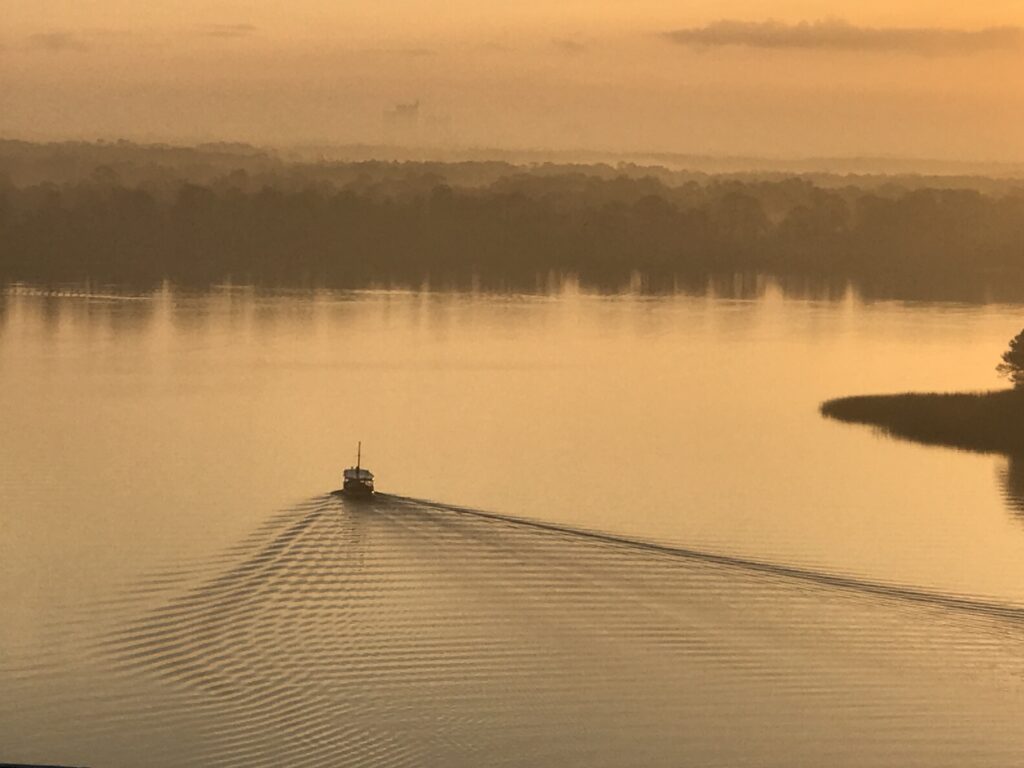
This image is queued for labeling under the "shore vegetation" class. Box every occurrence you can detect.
[821,391,1024,454]
[3,139,1024,299]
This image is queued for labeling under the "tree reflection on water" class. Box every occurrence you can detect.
[998,455,1024,521]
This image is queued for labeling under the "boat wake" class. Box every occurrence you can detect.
[383,494,1024,623]
[39,494,1024,767]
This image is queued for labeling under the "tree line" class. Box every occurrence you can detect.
[2,148,1023,295]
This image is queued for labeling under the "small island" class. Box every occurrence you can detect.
[821,329,1024,454]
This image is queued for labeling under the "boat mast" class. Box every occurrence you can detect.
[357,441,361,471]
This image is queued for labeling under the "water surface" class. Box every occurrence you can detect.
[2,282,1024,766]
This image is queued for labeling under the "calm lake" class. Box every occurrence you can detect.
[3,279,1024,767]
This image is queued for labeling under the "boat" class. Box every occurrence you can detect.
[341,442,375,497]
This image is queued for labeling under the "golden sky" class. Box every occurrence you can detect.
[3,1,1023,159]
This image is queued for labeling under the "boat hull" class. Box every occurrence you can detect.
[341,478,375,497]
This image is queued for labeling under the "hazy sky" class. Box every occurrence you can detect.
[3,1,1023,159]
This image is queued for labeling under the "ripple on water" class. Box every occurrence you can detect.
[4,495,1024,767]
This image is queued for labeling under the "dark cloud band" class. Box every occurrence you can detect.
[664,20,1024,54]
[28,32,89,52]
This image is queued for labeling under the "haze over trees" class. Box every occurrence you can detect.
[2,140,1024,298]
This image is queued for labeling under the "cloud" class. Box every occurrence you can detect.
[28,32,89,52]
[356,47,436,58]
[552,38,587,55]
[392,48,435,58]
[202,23,258,39]
[663,19,1024,55]
[481,40,514,53]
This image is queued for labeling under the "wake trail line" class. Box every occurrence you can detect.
[380,493,1024,623]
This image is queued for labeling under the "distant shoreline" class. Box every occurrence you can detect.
[820,390,1024,454]
[4,138,1024,303]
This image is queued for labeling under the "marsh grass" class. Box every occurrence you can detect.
[820,389,1024,453]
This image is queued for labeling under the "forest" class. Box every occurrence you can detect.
[2,139,1023,298]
